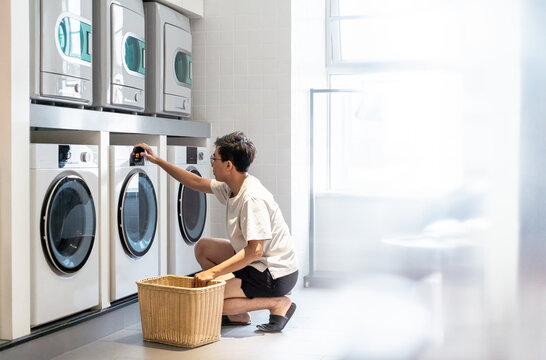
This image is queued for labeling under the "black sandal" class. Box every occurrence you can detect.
[256,302,297,332]
[221,315,251,326]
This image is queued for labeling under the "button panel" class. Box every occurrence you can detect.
[164,93,191,117]
[41,72,92,103]
[111,84,145,110]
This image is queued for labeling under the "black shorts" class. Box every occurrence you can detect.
[233,266,298,299]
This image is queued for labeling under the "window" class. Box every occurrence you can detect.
[322,0,466,196]
[327,0,462,65]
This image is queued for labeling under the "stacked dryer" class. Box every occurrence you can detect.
[31,0,194,117]
[110,146,159,301]
[93,0,146,111]
[30,0,93,105]
[167,146,210,275]
[145,2,192,117]
[30,144,99,326]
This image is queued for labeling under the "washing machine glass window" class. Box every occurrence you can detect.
[123,33,146,76]
[174,50,191,86]
[118,169,157,257]
[178,167,206,244]
[41,174,96,274]
[55,15,92,63]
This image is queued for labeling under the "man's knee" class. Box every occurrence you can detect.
[194,237,212,259]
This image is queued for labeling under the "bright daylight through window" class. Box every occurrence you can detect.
[322,0,465,196]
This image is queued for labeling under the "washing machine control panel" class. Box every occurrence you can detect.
[130,146,146,166]
[186,146,197,164]
[58,145,97,168]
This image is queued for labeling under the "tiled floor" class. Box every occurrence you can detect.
[45,273,451,360]
[35,271,545,360]
[49,287,345,360]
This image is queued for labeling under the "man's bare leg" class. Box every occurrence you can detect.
[194,237,234,269]
[222,277,251,323]
[194,241,294,324]
[222,277,293,322]
[223,296,292,318]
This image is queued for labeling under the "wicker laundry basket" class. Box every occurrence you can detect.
[136,275,226,348]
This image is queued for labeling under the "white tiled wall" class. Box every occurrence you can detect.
[291,0,327,282]
[191,0,292,239]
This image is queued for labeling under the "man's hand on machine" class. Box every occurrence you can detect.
[134,143,160,164]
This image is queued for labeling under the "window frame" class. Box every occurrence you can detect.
[323,0,467,196]
[326,0,465,78]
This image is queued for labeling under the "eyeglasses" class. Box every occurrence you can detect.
[210,155,222,166]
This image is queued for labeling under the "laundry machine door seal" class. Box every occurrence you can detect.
[177,166,207,244]
[118,168,158,258]
[40,173,96,275]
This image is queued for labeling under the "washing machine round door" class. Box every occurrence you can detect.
[41,174,96,274]
[118,169,157,257]
[178,167,207,244]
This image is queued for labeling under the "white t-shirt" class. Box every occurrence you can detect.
[210,175,298,279]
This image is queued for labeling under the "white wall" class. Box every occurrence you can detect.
[190,0,292,239]
[291,0,326,283]
[190,0,326,285]
[0,0,31,340]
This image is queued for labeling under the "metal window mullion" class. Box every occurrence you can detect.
[327,0,341,66]
[308,89,316,283]
[327,61,464,76]
[327,20,341,66]
[327,91,332,190]
[329,0,339,17]
[329,15,378,20]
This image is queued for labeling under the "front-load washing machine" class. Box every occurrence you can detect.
[30,144,99,326]
[144,2,192,117]
[30,0,93,105]
[110,146,159,301]
[167,146,210,275]
[93,0,146,112]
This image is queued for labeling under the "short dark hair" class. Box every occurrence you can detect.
[214,131,256,172]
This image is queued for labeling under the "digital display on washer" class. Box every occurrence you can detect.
[118,170,157,257]
[58,145,71,168]
[178,167,206,244]
[186,146,197,164]
[41,174,96,274]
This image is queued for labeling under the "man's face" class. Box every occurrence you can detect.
[211,147,225,181]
